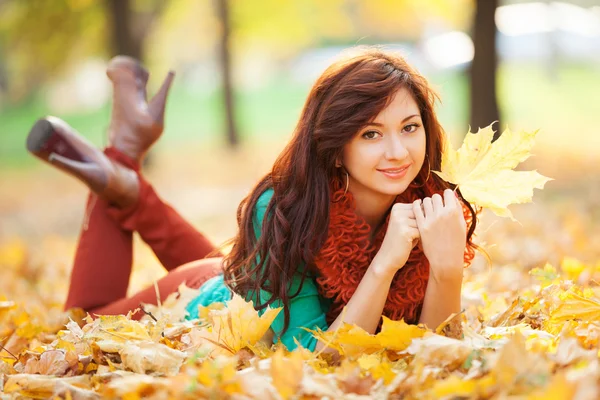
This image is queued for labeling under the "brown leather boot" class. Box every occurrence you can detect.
[26,116,139,209]
[106,56,175,163]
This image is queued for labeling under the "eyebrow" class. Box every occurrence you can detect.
[367,114,421,127]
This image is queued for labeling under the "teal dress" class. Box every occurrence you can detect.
[184,189,332,351]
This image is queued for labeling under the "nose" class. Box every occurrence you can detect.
[384,134,409,160]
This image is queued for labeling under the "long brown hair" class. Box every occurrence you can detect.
[223,47,478,334]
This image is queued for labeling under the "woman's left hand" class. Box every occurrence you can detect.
[412,189,467,283]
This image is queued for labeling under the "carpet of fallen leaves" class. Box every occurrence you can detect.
[2,144,600,399]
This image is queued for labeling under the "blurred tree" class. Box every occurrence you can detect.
[106,0,139,59]
[216,0,238,148]
[470,0,501,139]
[0,0,168,104]
[104,0,167,168]
[0,0,106,102]
[105,0,166,60]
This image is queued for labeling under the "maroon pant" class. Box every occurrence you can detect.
[64,147,223,316]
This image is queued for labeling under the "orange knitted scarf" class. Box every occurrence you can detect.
[313,181,474,329]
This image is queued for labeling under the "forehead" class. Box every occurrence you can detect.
[372,87,420,124]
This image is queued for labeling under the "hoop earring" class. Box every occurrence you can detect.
[411,158,431,188]
[344,171,349,196]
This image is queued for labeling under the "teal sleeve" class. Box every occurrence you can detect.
[184,275,231,319]
[250,189,329,352]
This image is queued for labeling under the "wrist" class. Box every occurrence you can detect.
[368,257,398,281]
[428,263,464,285]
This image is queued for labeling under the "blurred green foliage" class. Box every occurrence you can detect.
[2,62,599,168]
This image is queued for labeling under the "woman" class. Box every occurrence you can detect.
[27,48,477,353]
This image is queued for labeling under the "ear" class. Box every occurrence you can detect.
[334,156,343,168]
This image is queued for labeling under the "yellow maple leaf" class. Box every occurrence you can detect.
[529,263,560,288]
[433,125,552,219]
[376,317,427,351]
[271,348,304,399]
[560,257,588,282]
[432,374,496,398]
[308,323,380,358]
[196,356,242,395]
[309,317,426,357]
[356,353,396,385]
[551,291,600,322]
[199,293,281,355]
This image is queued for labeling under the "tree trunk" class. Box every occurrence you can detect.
[106,0,142,60]
[216,0,239,148]
[470,0,501,140]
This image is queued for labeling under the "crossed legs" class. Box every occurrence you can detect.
[27,56,224,317]
[65,147,223,316]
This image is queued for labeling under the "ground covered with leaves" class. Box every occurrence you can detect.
[2,145,600,399]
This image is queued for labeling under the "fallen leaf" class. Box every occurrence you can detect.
[377,317,427,351]
[119,340,186,375]
[22,349,74,376]
[3,374,90,399]
[271,348,304,399]
[403,333,473,370]
[196,293,281,356]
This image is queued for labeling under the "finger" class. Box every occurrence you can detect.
[391,204,416,219]
[422,197,433,218]
[410,229,421,251]
[411,237,419,249]
[443,189,457,209]
[393,203,416,210]
[432,193,444,213]
[454,191,463,208]
[413,199,425,226]
[405,218,418,228]
[407,226,420,241]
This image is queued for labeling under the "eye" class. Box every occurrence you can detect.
[403,123,420,133]
[361,130,381,140]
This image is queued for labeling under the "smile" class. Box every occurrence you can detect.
[377,164,411,179]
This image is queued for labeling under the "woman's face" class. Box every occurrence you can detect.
[341,87,427,203]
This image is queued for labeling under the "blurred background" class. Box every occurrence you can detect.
[0,0,599,303]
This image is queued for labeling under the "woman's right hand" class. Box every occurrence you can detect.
[372,203,420,276]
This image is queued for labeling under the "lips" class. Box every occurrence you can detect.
[377,164,412,179]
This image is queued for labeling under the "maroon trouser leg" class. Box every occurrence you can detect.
[64,147,223,316]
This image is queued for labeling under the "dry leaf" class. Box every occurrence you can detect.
[3,374,91,399]
[84,315,152,352]
[196,293,281,356]
[403,333,473,370]
[551,291,600,322]
[310,317,426,357]
[22,349,75,376]
[119,340,186,375]
[270,348,304,399]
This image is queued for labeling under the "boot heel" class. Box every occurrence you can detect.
[25,116,140,209]
[27,117,87,163]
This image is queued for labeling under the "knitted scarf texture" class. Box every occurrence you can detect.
[313,180,475,329]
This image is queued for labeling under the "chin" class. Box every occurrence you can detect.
[374,182,412,197]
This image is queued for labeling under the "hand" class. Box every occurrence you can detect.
[413,189,467,283]
[373,203,420,276]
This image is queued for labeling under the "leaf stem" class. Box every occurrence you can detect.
[0,342,19,360]
[139,304,158,322]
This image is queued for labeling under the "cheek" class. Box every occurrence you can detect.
[411,134,427,166]
[343,143,380,173]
